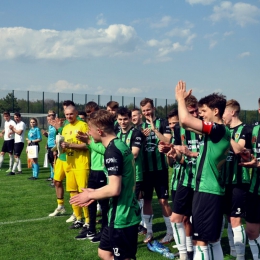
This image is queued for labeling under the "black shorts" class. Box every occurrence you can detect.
[135,181,143,199]
[142,169,169,200]
[99,224,139,260]
[88,170,107,189]
[171,190,176,210]
[47,147,55,166]
[1,139,14,154]
[224,184,249,217]
[246,192,260,224]
[172,184,193,217]
[14,142,24,156]
[192,191,224,242]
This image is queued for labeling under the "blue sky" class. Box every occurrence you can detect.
[0,0,259,109]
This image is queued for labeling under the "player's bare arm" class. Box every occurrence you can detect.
[61,141,88,150]
[239,154,260,168]
[147,115,171,143]
[70,175,122,205]
[175,80,203,134]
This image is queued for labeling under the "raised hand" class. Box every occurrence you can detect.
[175,80,192,101]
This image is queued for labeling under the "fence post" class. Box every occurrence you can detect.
[42,92,45,129]
[57,93,60,117]
[122,96,124,107]
[165,99,167,118]
[12,90,14,113]
[27,91,29,113]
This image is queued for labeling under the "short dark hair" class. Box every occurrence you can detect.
[131,107,140,113]
[117,107,131,118]
[14,112,21,117]
[167,109,178,119]
[85,101,99,113]
[198,93,226,118]
[88,109,115,133]
[78,111,87,117]
[107,101,119,110]
[140,98,154,108]
[3,111,10,116]
[63,100,75,107]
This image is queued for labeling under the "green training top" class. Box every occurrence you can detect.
[87,138,105,171]
[249,123,260,195]
[223,124,251,185]
[195,122,230,196]
[117,127,144,182]
[104,138,141,228]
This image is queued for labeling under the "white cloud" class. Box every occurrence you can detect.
[0,25,140,60]
[204,32,218,49]
[223,31,234,36]
[209,1,260,27]
[117,87,143,95]
[146,24,196,62]
[151,16,172,28]
[186,0,216,5]
[94,86,107,95]
[147,39,171,47]
[48,80,91,93]
[96,13,106,26]
[238,52,250,58]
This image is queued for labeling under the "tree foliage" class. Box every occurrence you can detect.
[0,92,21,113]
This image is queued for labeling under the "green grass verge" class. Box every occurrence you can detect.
[0,133,253,259]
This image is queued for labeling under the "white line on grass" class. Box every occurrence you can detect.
[0,216,60,225]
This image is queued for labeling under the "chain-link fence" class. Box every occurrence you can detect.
[0,90,259,128]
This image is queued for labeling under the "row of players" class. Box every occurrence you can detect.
[1,81,260,260]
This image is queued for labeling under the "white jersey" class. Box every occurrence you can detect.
[4,119,16,141]
[14,121,26,143]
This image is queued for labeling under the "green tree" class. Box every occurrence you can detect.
[0,92,21,112]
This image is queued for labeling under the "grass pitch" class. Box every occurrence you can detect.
[0,136,253,260]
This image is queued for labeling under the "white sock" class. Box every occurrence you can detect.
[9,154,13,169]
[249,236,260,260]
[193,245,209,260]
[17,158,22,171]
[138,199,145,227]
[12,157,18,172]
[208,241,223,260]
[227,223,236,255]
[232,225,246,259]
[171,222,187,254]
[186,236,193,252]
[0,154,3,168]
[163,215,173,235]
[143,214,153,233]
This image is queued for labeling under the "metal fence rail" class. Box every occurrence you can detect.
[0,90,259,126]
